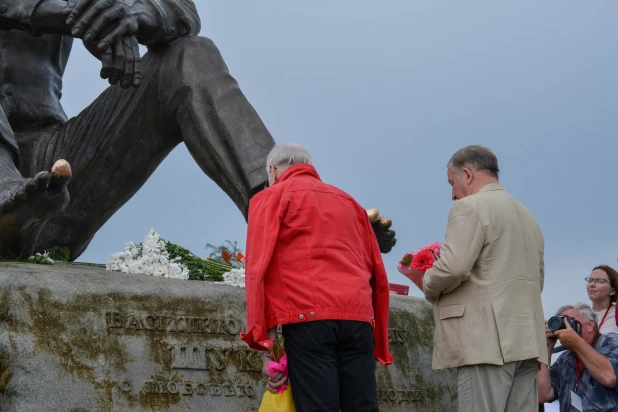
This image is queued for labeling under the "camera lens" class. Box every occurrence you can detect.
[548,316,563,331]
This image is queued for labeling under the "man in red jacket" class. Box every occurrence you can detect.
[241,144,393,412]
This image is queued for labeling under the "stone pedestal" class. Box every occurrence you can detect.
[0,262,456,411]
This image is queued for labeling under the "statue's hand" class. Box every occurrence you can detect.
[367,208,396,254]
[64,0,157,52]
[83,34,142,89]
[99,36,143,89]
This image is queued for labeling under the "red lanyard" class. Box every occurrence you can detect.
[574,309,609,390]
[574,332,602,391]
[575,359,584,391]
[598,305,612,331]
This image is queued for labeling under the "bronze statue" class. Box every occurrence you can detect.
[0,0,395,260]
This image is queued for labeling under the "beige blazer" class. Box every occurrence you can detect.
[423,184,547,370]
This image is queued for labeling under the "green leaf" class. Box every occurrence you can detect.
[164,239,236,281]
[46,246,70,262]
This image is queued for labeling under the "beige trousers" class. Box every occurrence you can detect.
[457,359,540,412]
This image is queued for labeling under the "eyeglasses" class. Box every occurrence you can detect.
[585,277,610,285]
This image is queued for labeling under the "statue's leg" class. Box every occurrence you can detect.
[33,67,179,259]
[36,36,274,259]
[155,36,275,217]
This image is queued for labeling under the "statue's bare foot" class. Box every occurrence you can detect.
[0,160,72,259]
[367,208,396,254]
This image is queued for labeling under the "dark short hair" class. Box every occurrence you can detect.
[448,145,499,179]
[592,265,618,304]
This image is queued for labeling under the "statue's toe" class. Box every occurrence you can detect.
[24,178,39,195]
[50,160,72,192]
[34,171,51,191]
[0,196,14,213]
[378,217,392,230]
[13,189,27,203]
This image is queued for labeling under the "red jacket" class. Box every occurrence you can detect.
[240,164,393,365]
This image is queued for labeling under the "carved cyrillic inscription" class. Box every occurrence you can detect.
[168,345,261,372]
[377,388,423,403]
[104,311,242,335]
[387,329,408,344]
[142,381,256,398]
[118,380,132,393]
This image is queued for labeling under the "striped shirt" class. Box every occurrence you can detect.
[550,333,618,411]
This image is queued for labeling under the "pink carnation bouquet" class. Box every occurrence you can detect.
[258,337,296,411]
[397,242,441,291]
[267,342,289,395]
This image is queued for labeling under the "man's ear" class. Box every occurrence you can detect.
[463,167,473,184]
[588,320,597,334]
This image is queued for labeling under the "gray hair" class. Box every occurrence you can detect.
[265,144,312,171]
[556,302,599,331]
[448,145,500,179]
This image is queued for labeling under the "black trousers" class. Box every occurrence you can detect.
[282,320,378,412]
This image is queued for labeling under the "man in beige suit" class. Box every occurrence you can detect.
[422,145,547,412]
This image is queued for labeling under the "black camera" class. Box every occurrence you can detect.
[547,315,582,335]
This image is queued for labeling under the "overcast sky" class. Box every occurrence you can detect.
[67,0,617,318]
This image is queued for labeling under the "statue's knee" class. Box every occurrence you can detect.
[166,36,221,66]
[170,36,218,54]
[160,36,228,81]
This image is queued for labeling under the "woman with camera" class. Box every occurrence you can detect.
[586,265,618,335]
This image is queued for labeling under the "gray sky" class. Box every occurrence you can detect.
[68,0,618,319]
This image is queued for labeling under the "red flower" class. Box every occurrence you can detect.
[221,250,232,262]
[411,249,435,271]
[236,252,245,261]
[427,242,442,257]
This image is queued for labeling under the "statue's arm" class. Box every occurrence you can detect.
[68,0,201,61]
[0,0,70,35]
[2,0,200,42]
[56,0,199,52]
[64,0,201,47]
[32,0,73,35]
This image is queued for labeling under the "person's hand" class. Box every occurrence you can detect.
[545,320,557,348]
[99,36,142,88]
[63,0,156,52]
[554,318,583,350]
[262,355,288,393]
